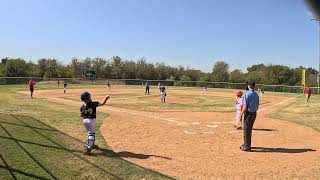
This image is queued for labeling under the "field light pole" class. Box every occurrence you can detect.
[311,18,320,94]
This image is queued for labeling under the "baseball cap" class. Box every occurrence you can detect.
[247,81,256,86]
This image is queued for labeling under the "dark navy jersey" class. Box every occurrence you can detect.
[64,83,67,88]
[80,101,99,119]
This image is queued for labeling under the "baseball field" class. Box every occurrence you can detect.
[0,84,320,179]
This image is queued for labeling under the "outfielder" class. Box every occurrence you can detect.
[80,92,110,155]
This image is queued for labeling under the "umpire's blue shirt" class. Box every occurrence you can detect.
[243,89,259,113]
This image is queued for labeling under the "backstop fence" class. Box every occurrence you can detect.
[0,77,317,94]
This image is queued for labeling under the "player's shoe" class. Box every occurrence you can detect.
[240,145,251,152]
[92,144,99,149]
[83,145,93,155]
[83,148,92,155]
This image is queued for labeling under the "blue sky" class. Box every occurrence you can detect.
[0,0,318,72]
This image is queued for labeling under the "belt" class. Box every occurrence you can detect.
[246,111,257,114]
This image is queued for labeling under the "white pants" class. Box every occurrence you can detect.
[83,118,96,149]
[235,110,242,127]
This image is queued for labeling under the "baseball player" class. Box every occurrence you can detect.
[80,92,110,155]
[203,85,207,95]
[107,81,111,91]
[145,81,150,95]
[28,79,36,98]
[257,87,264,97]
[305,87,311,102]
[160,85,166,103]
[235,90,243,129]
[63,81,68,93]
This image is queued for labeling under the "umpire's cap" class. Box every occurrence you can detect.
[247,81,256,86]
[81,92,91,101]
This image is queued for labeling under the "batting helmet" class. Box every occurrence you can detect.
[81,92,91,101]
[236,90,243,97]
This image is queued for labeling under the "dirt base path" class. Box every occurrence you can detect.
[28,89,320,179]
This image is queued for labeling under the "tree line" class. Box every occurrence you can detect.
[0,57,318,86]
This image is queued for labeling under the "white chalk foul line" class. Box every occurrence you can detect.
[46,93,301,136]
[258,94,302,112]
[184,130,197,135]
[105,106,189,125]
[45,96,192,127]
[209,121,233,124]
[228,94,302,134]
[229,130,241,134]
[207,125,218,128]
[203,131,215,134]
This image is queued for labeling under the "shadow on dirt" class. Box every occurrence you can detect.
[253,128,277,131]
[251,147,316,153]
[92,149,172,160]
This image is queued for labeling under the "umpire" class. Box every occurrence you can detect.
[240,81,259,152]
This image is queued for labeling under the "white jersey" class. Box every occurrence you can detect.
[236,97,243,111]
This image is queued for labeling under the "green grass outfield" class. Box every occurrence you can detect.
[64,93,235,112]
[0,84,318,179]
[272,94,320,132]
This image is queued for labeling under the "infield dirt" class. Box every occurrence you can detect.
[23,87,320,179]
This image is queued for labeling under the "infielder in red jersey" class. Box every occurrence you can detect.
[235,90,243,129]
[305,87,311,102]
[28,79,36,98]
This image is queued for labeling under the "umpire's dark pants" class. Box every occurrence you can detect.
[145,86,150,95]
[243,111,257,148]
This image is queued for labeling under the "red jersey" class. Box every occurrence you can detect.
[29,80,35,88]
[305,87,311,95]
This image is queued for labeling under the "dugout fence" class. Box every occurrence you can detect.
[0,77,317,94]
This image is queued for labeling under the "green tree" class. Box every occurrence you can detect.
[212,60,229,82]
[111,56,123,79]
[185,67,201,81]
[70,58,84,78]
[122,60,136,79]
[92,57,107,78]
[245,71,263,84]
[179,75,192,81]
[38,58,60,78]
[229,69,244,83]
[26,62,40,77]
[2,58,29,77]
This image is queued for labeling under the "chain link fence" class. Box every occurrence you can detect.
[1,77,317,94]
